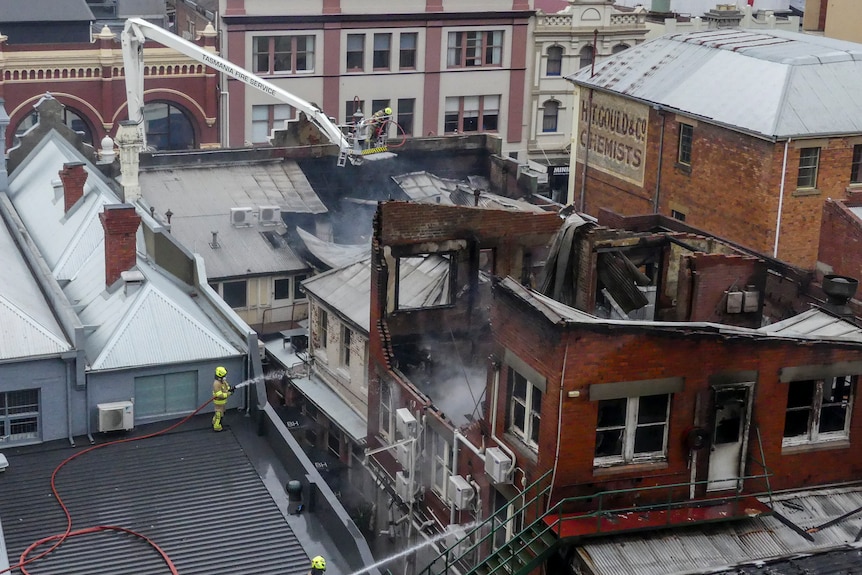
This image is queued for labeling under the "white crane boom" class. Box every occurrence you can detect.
[121,17,392,166]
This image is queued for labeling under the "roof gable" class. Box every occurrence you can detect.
[91,282,239,370]
[0,295,70,360]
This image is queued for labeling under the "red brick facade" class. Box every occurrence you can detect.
[819,197,862,280]
[491,281,862,508]
[0,32,218,150]
[573,104,862,270]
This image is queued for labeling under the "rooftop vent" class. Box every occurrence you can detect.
[822,274,858,316]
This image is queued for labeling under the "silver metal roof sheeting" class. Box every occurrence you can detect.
[578,486,862,575]
[569,29,862,139]
[302,258,372,333]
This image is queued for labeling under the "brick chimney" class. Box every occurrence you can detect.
[99,204,141,287]
[59,162,87,213]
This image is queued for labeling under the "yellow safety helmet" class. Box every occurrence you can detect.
[384,107,392,115]
[215,366,227,378]
[311,556,326,570]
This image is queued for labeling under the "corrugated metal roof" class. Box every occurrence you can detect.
[757,307,862,342]
[302,259,371,332]
[6,131,246,371]
[392,172,548,212]
[578,486,862,575]
[568,29,862,139]
[0,208,70,360]
[0,423,309,575]
[140,161,322,278]
[295,227,370,270]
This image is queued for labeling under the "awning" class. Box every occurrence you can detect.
[289,374,367,445]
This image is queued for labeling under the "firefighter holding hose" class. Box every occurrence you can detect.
[212,366,234,432]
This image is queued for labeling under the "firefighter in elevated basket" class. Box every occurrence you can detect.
[212,366,234,432]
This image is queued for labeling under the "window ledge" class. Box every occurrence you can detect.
[674,162,691,175]
[503,432,538,464]
[593,460,668,477]
[781,439,850,455]
[792,187,821,197]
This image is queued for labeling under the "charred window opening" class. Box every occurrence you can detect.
[379,380,394,441]
[594,394,670,466]
[395,253,455,310]
[783,375,854,446]
[713,388,747,445]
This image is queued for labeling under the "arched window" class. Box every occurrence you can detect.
[612,43,630,54]
[546,46,563,77]
[542,100,559,133]
[13,107,94,148]
[579,45,594,70]
[143,102,195,150]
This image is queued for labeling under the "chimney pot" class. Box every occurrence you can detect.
[59,162,87,213]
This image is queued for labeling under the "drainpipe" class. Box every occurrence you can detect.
[652,106,665,214]
[451,428,484,525]
[63,355,75,447]
[774,138,791,258]
[547,342,570,509]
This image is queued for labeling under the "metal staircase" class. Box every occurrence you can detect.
[418,470,557,575]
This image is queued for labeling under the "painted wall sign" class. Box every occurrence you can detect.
[577,91,648,186]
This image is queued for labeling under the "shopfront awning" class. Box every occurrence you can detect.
[289,374,367,445]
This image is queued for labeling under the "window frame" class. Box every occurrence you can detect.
[542,100,559,133]
[399,32,418,70]
[346,34,365,72]
[341,325,352,367]
[252,34,315,75]
[546,45,563,76]
[508,368,542,450]
[397,98,415,136]
[579,45,594,70]
[783,376,855,447]
[221,279,248,308]
[851,144,862,184]
[797,147,821,189]
[430,431,452,500]
[593,394,671,467]
[447,30,504,68]
[444,95,500,134]
[0,389,40,442]
[373,33,392,70]
[251,104,295,144]
[379,380,394,440]
[678,123,693,166]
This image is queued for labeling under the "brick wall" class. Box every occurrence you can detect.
[818,198,862,280]
[491,282,862,506]
[574,105,862,270]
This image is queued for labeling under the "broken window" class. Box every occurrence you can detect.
[783,376,854,446]
[509,368,542,450]
[395,253,454,310]
[341,325,352,367]
[594,394,670,466]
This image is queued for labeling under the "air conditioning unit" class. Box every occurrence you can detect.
[98,401,134,432]
[396,408,417,439]
[395,471,412,502]
[743,287,760,312]
[726,290,743,314]
[484,447,513,484]
[395,441,412,469]
[230,207,254,226]
[257,339,266,360]
[258,206,281,226]
[448,475,474,510]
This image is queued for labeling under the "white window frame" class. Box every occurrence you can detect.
[593,394,670,467]
[341,324,352,367]
[251,104,295,143]
[447,30,504,68]
[430,431,452,500]
[509,368,541,450]
[252,34,315,75]
[783,376,855,447]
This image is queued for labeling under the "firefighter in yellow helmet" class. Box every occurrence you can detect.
[309,555,326,575]
[212,366,233,432]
